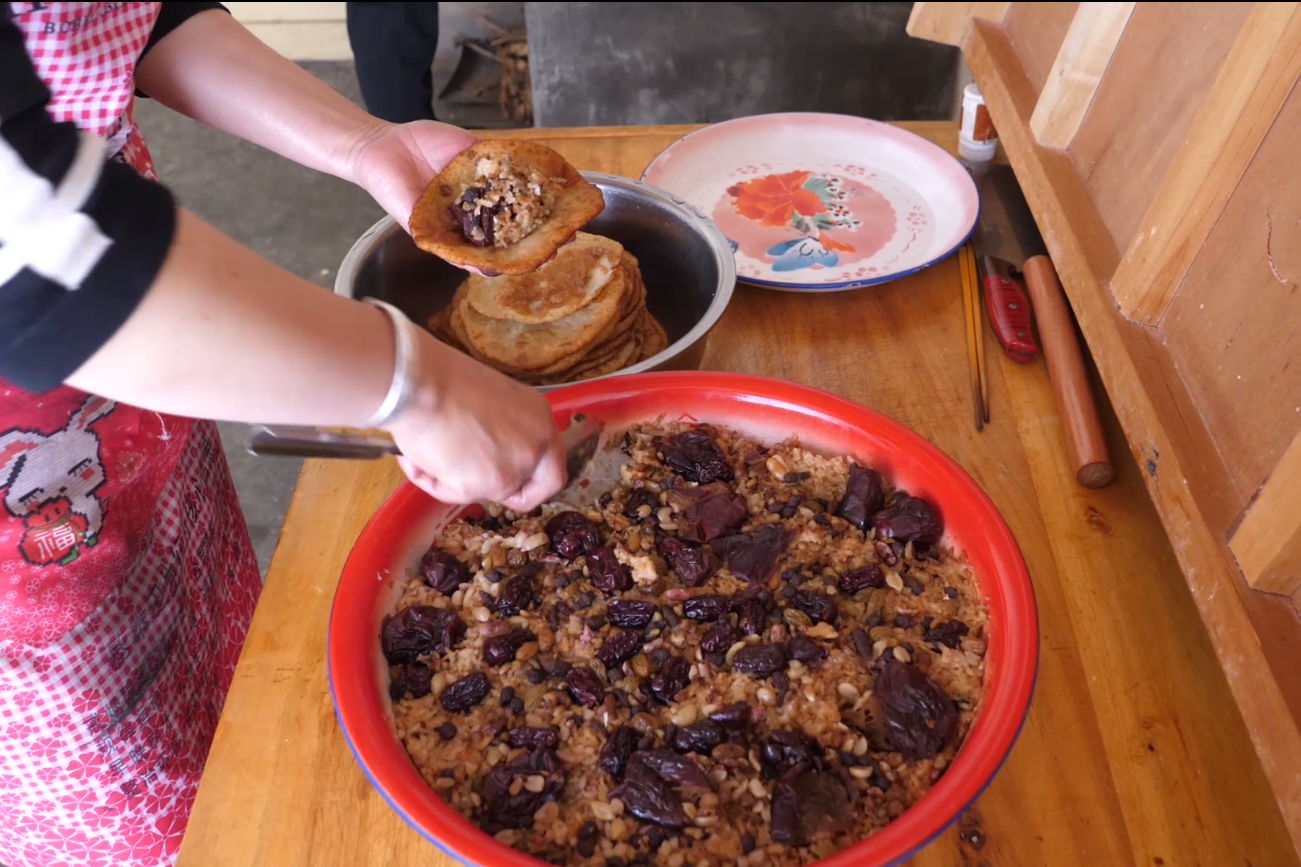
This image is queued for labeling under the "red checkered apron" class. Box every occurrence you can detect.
[0,5,262,866]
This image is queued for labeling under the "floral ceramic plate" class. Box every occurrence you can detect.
[641,113,979,292]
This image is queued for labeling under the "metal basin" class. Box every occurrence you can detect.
[334,173,737,390]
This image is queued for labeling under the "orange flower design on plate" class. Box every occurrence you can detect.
[728,171,825,228]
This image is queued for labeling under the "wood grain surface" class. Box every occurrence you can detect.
[1067,1,1251,254]
[1109,1,1301,324]
[906,1,1010,47]
[962,17,1301,849]
[1028,0,1134,149]
[176,123,1298,867]
[1002,1,1080,93]
[1232,428,1301,594]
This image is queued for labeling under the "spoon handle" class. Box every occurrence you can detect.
[247,415,603,476]
[246,426,400,460]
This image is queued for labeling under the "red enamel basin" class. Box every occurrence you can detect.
[328,371,1038,867]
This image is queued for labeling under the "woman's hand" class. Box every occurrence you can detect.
[386,331,568,511]
[348,125,566,508]
[348,120,479,230]
[347,122,566,507]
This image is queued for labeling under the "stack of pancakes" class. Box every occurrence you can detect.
[432,232,668,385]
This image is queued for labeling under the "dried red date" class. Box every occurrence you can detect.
[712,524,788,583]
[508,727,559,750]
[607,599,657,629]
[566,666,606,708]
[494,573,535,616]
[597,629,643,669]
[875,659,957,759]
[924,619,970,649]
[788,636,827,663]
[789,771,851,840]
[388,663,433,700]
[773,670,790,707]
[650,655,691,703]
[441,672,491,713]
[677,485,747,543]
[656,536,718,587]
[480,748,565,832]
[735,599,767,635]
[577,821,599,858]
[670,721,724,755]
[709,702,752,730]
[770,781,799,845]
[872,496,944,545]
[622,488,660,520]
[839,564,885,594]
[659,430,734,484]
[610,773,689,829]
[381,606,465,664]
[447,188,496,246]
[631,749,712,789]
[761,729,816,772]
[545,511,603,561]
[731,644,786,678]
[683,594,728,622]
[701,621,743,654]
[791,589,837,625]
[599,726,640,778]
[731,585,772,636]
[850,627,874,661]
[419,548,471,594]
[586,546,633,594]
[835,464,886,531]
[482,627,536,666]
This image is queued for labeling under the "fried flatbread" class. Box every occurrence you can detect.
[530,328,644,386]
[523,305,640,376]
[455,268,628,371]
[463,232,624,325]
[561,331,644,382]
[641,311,669,359]
[410,140,605,277]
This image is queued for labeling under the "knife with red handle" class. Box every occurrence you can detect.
[977,254,1038,363]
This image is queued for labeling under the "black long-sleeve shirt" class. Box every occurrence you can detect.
[0,2,225,393]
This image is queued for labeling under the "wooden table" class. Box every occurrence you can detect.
[176,123,1298,867]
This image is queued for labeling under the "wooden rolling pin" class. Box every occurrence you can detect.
[1022,256,1114,488]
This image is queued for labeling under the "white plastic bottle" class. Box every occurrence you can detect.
[959,83,999,162]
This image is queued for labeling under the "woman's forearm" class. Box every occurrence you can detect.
[66,208,407,427]
[133,9,380,183]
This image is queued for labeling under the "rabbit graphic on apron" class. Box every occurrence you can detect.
[0,5,262,866]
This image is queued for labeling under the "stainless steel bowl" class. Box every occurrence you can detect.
[334,172,737,390]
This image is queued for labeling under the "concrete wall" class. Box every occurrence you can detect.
[525,1,960,127]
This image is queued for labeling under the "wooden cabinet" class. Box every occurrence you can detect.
[908,0,1301,850]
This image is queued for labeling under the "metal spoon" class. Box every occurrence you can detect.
[246,413,607,499]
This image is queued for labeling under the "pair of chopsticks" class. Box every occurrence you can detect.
[959,244,990,430]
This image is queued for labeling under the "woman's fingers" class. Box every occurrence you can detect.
[501,438,567,512]
[397,456,465,504]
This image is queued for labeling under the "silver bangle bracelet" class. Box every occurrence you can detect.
[363,298,418,429]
